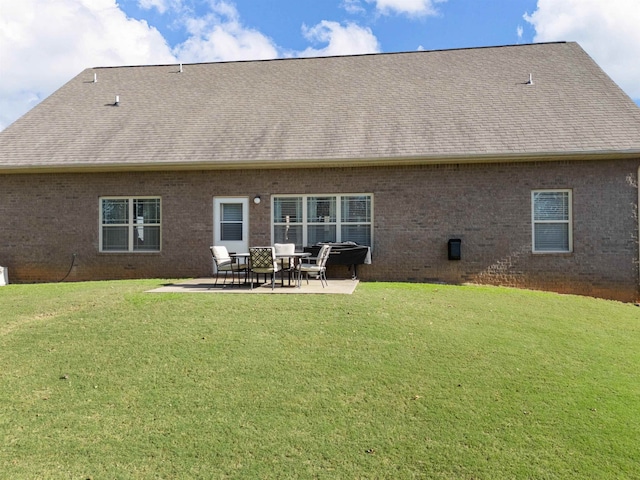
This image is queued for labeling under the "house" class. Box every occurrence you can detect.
[1,41,640,301]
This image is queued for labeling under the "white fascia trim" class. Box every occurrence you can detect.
[1,150,639,174]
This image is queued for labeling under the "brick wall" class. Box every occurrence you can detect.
[0,158,638,301]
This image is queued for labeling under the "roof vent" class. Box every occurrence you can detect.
[114,95,120,107]
[93,73,97,83]
[179,63,183,73]
[526,73,534,85]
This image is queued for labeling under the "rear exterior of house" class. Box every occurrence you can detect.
[1,42,640,301]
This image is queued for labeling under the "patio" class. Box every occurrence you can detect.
[147,277,359,294]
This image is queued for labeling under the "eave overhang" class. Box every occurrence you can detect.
[1,150,639,174]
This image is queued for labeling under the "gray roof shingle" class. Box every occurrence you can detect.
[1,42,640,172]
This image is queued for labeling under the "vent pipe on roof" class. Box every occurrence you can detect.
[526,73,534,85]
[93,73,97,83]
[179,63,183,73]
[114,95,120,106]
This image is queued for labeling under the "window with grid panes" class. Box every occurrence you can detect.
[100,197,161,252]
[272,194,372,250]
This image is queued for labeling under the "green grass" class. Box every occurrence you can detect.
[1,280,638,479]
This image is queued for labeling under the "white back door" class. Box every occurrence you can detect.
[213,197,249,254]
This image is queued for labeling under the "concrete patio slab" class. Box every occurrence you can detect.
[147,278,359,294]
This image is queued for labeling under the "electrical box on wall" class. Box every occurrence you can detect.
[448,239,461,260]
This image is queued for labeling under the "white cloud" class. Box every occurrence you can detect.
[137,0,185,14]
[525,0,640,101]
[173,1,278,62]
[138,0,169,14]
[341,0,366,15]
[367,0,446,17]
[0,0,176,129]
[299,21,380,57]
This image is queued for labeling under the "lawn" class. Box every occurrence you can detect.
[1,280,638,479]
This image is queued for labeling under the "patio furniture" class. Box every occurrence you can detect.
[298,244,332,287]
[249,246,281,290]
[210,246,248,286]
[274,242,296,286]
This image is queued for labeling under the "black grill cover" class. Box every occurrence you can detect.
[303,242,370,266]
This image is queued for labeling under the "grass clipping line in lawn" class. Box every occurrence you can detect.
[0,280,639,479]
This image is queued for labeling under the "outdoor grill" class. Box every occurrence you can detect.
[303,242,371,279]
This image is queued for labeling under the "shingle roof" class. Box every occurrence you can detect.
[1,42,640,172]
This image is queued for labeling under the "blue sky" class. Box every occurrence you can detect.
[118,0,539,53]
[1,0,639,130]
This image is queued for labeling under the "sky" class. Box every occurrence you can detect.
[1,0,639,130]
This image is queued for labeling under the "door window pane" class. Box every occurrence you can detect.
[222,203,243,222]
[221,223,243,241]
[220,203,244,241]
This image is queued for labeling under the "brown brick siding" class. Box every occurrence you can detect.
[0,159,638,302]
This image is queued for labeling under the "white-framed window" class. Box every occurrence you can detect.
[531,189,572,253]
[272,194,372,250]
[100,197,161,252]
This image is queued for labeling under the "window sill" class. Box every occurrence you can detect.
[531,251,573,255]
[99,251,162,255]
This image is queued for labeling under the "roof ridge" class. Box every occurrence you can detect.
[90,41,572,71]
